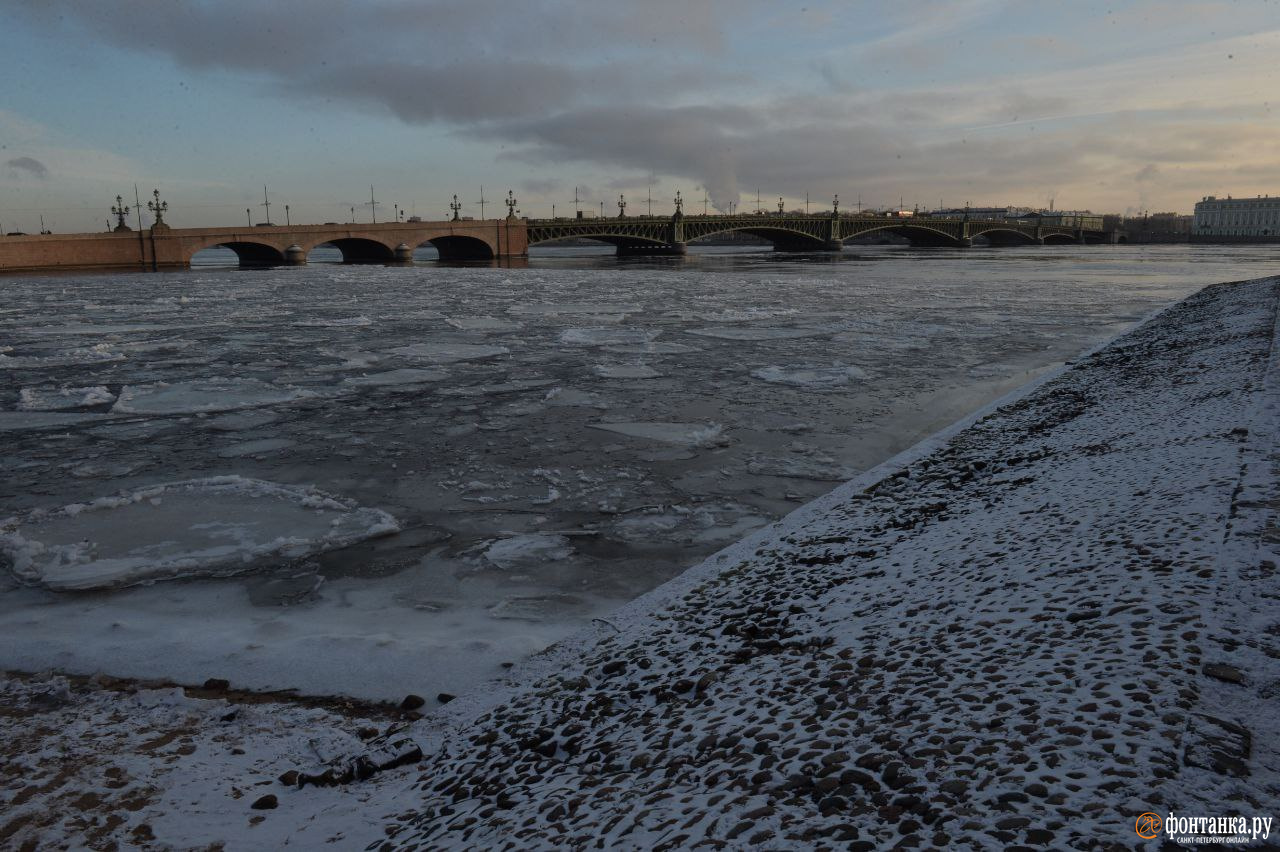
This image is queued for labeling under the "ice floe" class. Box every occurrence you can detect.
[444,316,523,332]
[341,368,449,387]
[0,412,116,432]
[0,477,399,591]
[558,328,661,346]
[593,364,662,379]
[685,326,826,341]
[750,364,867,389]
[589,421,728,447]
[389,342,509,363]
[293,316,374,327]
[216,438,297,458]
[482,534,574,571]
[437,379,557,397]
[112,379,318,415]
[601,341,702,355]
[17,386,116,410]
[0,345,126,369]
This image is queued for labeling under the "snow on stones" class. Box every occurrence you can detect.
[0,477,399,591]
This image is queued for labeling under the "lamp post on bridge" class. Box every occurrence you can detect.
[832,194,839,217]
[506,190,518,219]
[111,195,131,232]
[147,190,169,227]
[450,194,461,221]
[778,197,785,215]
[617,194,626,218]
[673,190,683,217]
[285,205,290,227]
[246,208,252,227]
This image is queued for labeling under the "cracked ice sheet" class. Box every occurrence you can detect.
[0,477,398,590]
[112,379,319,415]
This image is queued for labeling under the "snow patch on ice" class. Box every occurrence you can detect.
[0,477,399,591]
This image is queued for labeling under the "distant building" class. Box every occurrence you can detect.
[933,206,1030,221]
[1016,211,1104,230]
[1193,195,1280,240]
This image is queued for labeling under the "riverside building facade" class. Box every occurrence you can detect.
[1193,195,1280,241]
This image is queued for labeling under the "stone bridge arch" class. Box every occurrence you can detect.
[186,236,288,267]
[302,236,397,264]
[421,234,497,261]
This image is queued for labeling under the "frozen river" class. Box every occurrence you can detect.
[2,243,1277,701]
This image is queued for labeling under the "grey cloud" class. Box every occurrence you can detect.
[5,156,48,179]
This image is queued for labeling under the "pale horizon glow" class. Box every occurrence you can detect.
[0,0,1276,231]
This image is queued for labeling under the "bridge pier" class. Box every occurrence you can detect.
[617,242,687,257]
[393,243,415,265]
[285,244,306,265]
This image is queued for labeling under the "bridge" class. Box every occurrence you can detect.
[529,212,1106,255]
[0,209,1109,273]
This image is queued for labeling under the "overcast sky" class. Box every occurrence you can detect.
[1,0,1276,230]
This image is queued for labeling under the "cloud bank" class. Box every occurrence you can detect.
[7,0,1280,212]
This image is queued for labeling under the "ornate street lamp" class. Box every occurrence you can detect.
[111,195,131,231]
[147,189,169,226]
